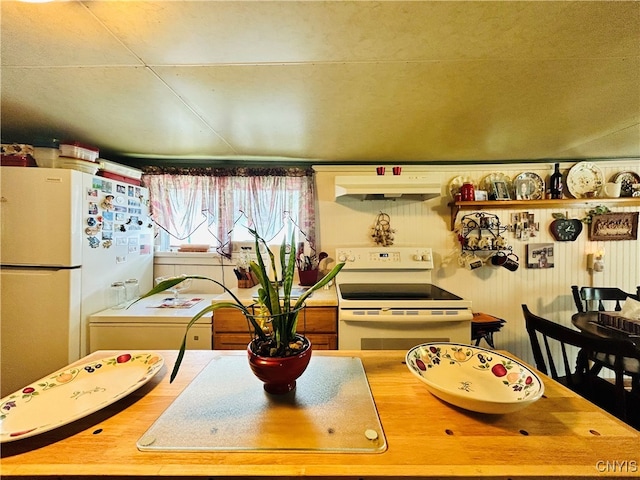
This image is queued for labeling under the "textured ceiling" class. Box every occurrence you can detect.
[1,0,639,166]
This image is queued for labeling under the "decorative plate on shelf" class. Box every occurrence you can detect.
[514,172,545,200]
[405,342,544,414]
[0,352,164,442]
[481,173,513,197]
[448,175,475,198]
[612,171,640,197]
[566,162,604,198]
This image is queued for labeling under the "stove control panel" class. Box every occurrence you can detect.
[336,247,434,269]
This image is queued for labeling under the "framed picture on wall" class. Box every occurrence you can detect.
[526,243,554,269]
[589,212,639,241]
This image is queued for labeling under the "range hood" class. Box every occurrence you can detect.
[334,175,443,200]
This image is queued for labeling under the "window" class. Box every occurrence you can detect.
[158,216,293,252]
[143,167,315,256]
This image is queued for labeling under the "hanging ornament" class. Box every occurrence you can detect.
[371,212,395,246]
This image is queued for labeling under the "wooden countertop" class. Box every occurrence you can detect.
[213,284,338,307]
[2,350,639,479]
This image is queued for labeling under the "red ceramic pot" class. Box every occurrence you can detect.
[247,335,312,394]
[298,268,318,286]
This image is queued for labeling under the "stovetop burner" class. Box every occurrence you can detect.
[338,283,463,302]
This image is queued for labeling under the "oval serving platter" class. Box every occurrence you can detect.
[406,342,544,414]
[0,352,164,442]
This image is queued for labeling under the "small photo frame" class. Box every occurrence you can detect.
[492,181,511,200]
[474,190,488,201]
[527,243,554,269]
[515,178,534,200]
[589,212,639,241]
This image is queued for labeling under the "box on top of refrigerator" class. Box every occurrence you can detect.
[59,141,99,162]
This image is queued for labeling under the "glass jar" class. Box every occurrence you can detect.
[124,278,140,301]
[108,282,126,309]
[460,182,475,202]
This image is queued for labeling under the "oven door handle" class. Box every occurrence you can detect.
[339,314,472,323]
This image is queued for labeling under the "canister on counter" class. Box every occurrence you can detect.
[125,278,140,301]
[108,282,126,309]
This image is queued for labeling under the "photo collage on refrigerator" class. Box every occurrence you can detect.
[86,177,152,255]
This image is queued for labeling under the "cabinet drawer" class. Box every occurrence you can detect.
[214,307,337,334]
[214,333,337,350]
[213,333,251,350]
[213,308,251,332]
[306,333,337,350]
[298,307,337,333]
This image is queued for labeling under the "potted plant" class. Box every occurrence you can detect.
[135,228,345,394]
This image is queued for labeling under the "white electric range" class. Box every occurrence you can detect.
[335,246,472,350]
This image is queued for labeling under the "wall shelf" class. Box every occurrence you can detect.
[448,197,640,230]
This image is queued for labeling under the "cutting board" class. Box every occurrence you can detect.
[138,355,386,453]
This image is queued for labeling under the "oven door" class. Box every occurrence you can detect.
[338,308,472,350]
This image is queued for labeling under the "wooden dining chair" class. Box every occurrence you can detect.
[522,304,640,425]
[571,285,640,313]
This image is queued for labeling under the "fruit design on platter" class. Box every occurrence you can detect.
[0,353,161,417]
[408,345,537,399]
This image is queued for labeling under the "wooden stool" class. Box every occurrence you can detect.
[472,312,506,349]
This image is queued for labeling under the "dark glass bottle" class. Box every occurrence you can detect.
[550,163,563,199]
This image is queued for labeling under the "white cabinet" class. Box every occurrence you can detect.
[90,322,211,350]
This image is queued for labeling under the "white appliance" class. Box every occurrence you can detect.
[334,174,443,200]
[89,294,215,351]
[335,246,473,350]
[0,167,154,396]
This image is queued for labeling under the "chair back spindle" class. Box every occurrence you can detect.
[571,285,639,313]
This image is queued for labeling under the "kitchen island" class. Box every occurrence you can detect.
[1,349,639,479]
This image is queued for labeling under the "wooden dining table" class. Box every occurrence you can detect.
[2,349,639,479]
[572,312,640,348]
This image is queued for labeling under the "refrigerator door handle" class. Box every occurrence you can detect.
[1,264,82,270]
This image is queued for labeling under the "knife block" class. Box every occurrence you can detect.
[238,279,256,289]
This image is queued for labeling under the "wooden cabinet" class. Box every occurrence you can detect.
[213,306,338,350]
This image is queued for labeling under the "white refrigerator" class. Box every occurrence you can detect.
[0,167,154,397]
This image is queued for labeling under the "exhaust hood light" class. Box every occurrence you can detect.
[334,175,443,201]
